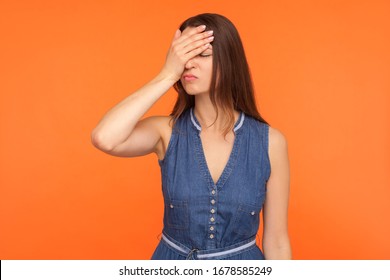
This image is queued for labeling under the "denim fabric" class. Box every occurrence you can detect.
[151,107,270,260]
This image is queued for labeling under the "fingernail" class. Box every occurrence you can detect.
[207,30,214,35]
[208,36,214,41]
[199,25,206,30]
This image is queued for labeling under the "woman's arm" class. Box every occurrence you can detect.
[91,73,175,155]
[91,25,213,156]
[262,127,292,259]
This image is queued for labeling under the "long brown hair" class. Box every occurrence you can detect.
[170,13,268,136]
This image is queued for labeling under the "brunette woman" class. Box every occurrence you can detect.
[92,13,291,260]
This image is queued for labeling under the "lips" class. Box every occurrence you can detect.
[182,74,198,81]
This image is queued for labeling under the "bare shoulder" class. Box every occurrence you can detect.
[268,126,289,165]
[142,115,173,141]
[268,126,288,151]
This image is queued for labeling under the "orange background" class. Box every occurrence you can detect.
[1,0,389,259]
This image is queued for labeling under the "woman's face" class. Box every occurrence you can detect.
[180,43,213,96]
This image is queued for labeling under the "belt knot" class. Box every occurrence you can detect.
[186,248,199,260]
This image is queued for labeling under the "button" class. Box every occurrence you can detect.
[251,211,255,215]
[210,216,215,222]
[210,226,214,231]
[211,190,216,195]
[211,199,215,204]
[209,234,214,239]
[170,204,174,208]
[210,209,215,214]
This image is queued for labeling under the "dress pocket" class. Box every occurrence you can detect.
[232,203,262,238]
[164,200,189,230]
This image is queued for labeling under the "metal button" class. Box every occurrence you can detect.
[170,204,174,208]
[251,211,255,215]
[210,226,214,231]
[210,216,215,222]
[209,234,214,239]
[211,190,216,195]
[210,209,215,214]
[211,199,215,204]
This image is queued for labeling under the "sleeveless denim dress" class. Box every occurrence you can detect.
[151,107,271,260]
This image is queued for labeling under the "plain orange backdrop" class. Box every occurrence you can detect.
[0,0,389,259]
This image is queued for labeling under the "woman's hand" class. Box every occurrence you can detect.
[92,25,214,156]
[160,25,214,82]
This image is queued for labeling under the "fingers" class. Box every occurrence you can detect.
[162,25,213,81]
[175,25,206,44]
[183,43,211,61]
[183,30,213,47]
[173,27,214,58]
[174,25,212,47]
[181,32,214,54]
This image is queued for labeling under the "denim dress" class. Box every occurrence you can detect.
[151,107,270,260]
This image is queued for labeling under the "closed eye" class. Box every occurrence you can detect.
[199,53,212,57]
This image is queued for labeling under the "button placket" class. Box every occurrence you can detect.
[208,186,217,239]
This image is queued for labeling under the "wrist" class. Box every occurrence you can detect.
[156,69,180,84]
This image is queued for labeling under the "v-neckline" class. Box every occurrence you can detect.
[190,108,245,188]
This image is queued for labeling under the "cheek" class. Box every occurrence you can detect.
[205,63,213,81]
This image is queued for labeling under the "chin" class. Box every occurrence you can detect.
[183,87,208,96]
[185,91,198,96]
[186,91,208,96]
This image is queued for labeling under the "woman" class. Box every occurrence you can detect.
[91,13,291,260]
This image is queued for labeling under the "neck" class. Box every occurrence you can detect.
[193,94,239,133]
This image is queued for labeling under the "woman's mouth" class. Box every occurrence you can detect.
[182,74,198,81]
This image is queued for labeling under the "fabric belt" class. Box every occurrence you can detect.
[161,233,257,260]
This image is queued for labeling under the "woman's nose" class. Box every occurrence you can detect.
[185,58,195,69]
